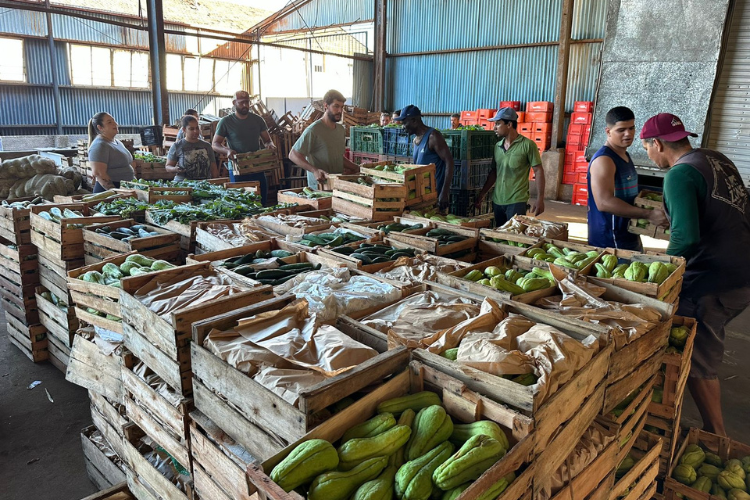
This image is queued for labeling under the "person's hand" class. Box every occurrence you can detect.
[265,142,277,150]
[228,149,237,160]
[314,169,328,184]
[647,208,669,227]
[439,192,450,211]
[531,198,545,216]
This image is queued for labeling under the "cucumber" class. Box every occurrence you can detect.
[350,253,373,264]
[233,265,256,276]
[278,263,314,271]
[255,269,294,280]
[333,246,355,255]
[270,250,294,258]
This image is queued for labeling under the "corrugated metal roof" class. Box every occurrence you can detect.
[260,0,373,35]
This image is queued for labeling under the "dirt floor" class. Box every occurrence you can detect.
[1,202,749,500]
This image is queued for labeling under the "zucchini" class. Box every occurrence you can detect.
[270,250,294,258]
[350,253,373,264]
[233,265,256,276]
[333,246,355,255]
[255,269,294,280]
[278,263,314,271]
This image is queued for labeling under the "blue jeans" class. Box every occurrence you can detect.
[493,201,528,227]
[93,181,120,193]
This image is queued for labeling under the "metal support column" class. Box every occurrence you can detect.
[373,0,387,111]
[551,0,574,148]
[146,0,169,126]
[45,0,63,135]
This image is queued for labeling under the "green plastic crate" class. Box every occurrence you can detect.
[442,129,498,161]
[350,126,383,154]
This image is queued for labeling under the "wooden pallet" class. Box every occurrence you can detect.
[245,360,538,500]
[83,219,181,265]
[190,294,411,462]
[386,225,478,256]
[35,286,78,347]
[649,316,696,420]
[664,428,750,500]
[120,262,273,395]
[66,334,134,405]
[331,174,407,221]
[276,188,333,211]
[189,410,257,500]
[360,161,438,207]
[30,204,119,261]
[81,424,128,491]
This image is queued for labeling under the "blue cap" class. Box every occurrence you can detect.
[488,107,518,122]
[395,105,421,121]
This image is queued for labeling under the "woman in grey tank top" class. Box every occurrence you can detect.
[87,112,135,193]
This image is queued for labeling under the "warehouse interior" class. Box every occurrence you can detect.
[1,0,750,500]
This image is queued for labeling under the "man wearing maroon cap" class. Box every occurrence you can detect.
[642,113,750,435]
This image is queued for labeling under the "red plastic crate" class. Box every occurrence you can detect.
[516,111,526,122]
[520,131,534,140]
[533,122,552,134]
[574,101,594,113]
[461,110,478,121]
[563,172,576,185]
[572,183,588,206]
[479,119,494,131]
[518,123,533,134]
[565,151,576,165]
[526,111,553,123]
[477,108,496,120]
[460,119,478,126]
[568,133,582,145]
[532,132,551,148]
[574,161,589,173]
[569,123,586,136]
[576,171,587,184]
[499,101,522,111]
[526,101,554,113]
[571,112,592,125]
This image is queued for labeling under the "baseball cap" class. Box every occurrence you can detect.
[395,105,421,121]
[488,107,518,122]
[640,113,698,141]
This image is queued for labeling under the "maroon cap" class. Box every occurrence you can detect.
[640,113,698,141]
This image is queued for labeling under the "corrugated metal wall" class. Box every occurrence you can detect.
[260,0,374,34]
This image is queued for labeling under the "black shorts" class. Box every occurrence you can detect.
[677,287,750,379]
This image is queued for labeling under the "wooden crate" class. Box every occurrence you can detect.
[664,428,750,500]
[120,262,274,394]
[82,219,181,265]
[194,220,273,253]
[317,241,419,274]
[399,212,492,229]
[145,213,237,254]
[189,411,257,500]
[436,255,559,304]
[5,313,47,362]
[516,238,606,275]
[53,189,137,208]
[122,428,193,500]
[90,390,141,462]
[246,360,539,500]
[66,334,134,405]
[0,237,39,288]
[47,330,71,373]
[253,214,332,237]
[120,181,193,204]
[386,225,478,256]
[596,249,686,301]
[0,196,36,244]
[122,363,194,471]
[277,188,333,210]
[38,253,82,304]
[610,434,663,500]
[359,161,438,206]
[478,228,544,257]
[636,401,683,478]
[233,149,280,176]
[81,424,128,490]
[628,190,670,241]
[30,204,120,261]
[597,375,656,460]
[78,482,135,500]
[0,248,38,317]
[190,294,411,461]
[35,285,78,344]
[649,316,696,420]
[331,174,407,221]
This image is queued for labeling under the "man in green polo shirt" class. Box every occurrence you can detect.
[475,107,545,225]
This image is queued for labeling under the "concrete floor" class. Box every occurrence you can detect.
[0,202,749,500]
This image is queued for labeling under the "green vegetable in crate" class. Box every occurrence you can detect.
[505,269,523,283]
[669,325,689,349]
[742,456,750,474]
[718,470,746,491]
[706,452,724,468]
[511,373,538,386]
[449,421,509,451]
[405,405,453,461]
[389,410,416,470]
[713,484,729,499]
[339,424,412,470]
[269,439,339,491]
[129,267,153,277]
[309,456,388,500]
[729,489,750,500]
[491,277,526,295]
[474,473,515,500]
[81,271,104,284]
[377,392,442,416]
[726,459,747,479]
[441,484,470,500]
[673,463,697,485]
[647,261,670,284]
[612,263,628,278]
[441,348,458,361]
[700,463,722,481]
[652,388,663,403]
[102,263,123,280]
[352,466,396,500]
[624,261,648,282]
[396,441,454,500]
[526,248,545,259]
[616,455,635,479]
[433,435,506,490]
[464,270,484,282]
[150,260,175,271]
[126,254,156,267]
[594,263,612,278]
[694,476,713,492]
[342,413,397,444]
[601,254,618,273]
[516,276,551,293]
[680,444,706,468]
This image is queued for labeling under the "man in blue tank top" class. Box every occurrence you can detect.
[587,106,667,249]
[398,105,455,210]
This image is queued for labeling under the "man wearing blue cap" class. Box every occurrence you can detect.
[397,105,454,210]
[476,107,545,225]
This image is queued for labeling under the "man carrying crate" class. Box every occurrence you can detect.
[212,90,276,205]
[289,89,360,190]
[642,112,750,436]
